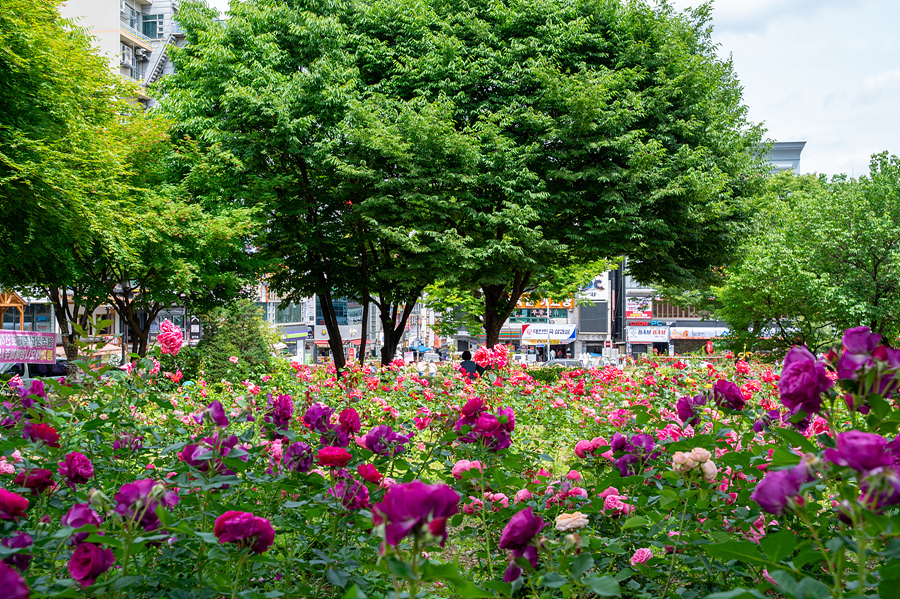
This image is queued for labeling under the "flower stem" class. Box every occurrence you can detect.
[659,499,689,599]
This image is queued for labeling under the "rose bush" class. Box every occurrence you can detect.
[0,332,897,598]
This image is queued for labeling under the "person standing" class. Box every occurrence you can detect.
[459,350,484,378]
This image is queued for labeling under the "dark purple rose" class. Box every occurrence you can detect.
[887,434,900,468]
[615,453,642,477]
[751,463,814,515]
[610,432,629,453]
[213,511,275,553]
[14,469,54,495]
[303,403,334,434]
[114,479,178,532]
[499,507,545,553]
[17,380,46,409]
[372,481,460,547]
[2,531,33,572]
[264,394,293,437]
[328,476,370,510]
[778,346,832,415]
[630,434,655,454]
[61,503,103,544]
[181,433,243,475]
[824,430,893,473]
[676,394,706,427]
[58,452,93,488]
[0,561,29,599]
[837,326,881,380]
[193,400,229,428]
[363,425,413,457]
[284,441,313,473]
[504,562,523,583]
[113,433,144,457]
[753,409,782,433]
[68,542,114,588]
[712,379,745,411]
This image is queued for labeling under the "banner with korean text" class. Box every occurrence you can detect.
[0,330,56,363]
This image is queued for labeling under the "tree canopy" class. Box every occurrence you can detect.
[159,0,767,363]
[712,153,900,354]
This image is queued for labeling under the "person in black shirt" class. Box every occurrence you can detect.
[459,350,484,378]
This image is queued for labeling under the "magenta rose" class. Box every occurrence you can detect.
[213,511,275,553]
[0,561,29,599]
[58,452,94,487]
[0,489,29,520]
[778,346,832,415]
[61,503,103,543]
[2,531,34,572]
[372,481,460,546]
[68,542,114,587]
[499,507,545,553]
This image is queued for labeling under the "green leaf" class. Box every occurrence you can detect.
[760,530,797,563]
[542,572,568,589]
[385,556,415,581]
[704,540,769,566]
[341,585,367,599]
[571,553,594,580]
[326,568,349,589]
[621,516,649,530]
[583,575,621,597]
[703,590,767,599]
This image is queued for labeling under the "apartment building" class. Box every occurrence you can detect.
[59,0,184,104]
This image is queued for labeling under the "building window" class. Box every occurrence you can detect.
[274,302,305,325]
[652,300,702,319]
[142,14,163,39]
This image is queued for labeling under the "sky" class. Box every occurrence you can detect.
[668,0,900,178]
[206,0,900,178]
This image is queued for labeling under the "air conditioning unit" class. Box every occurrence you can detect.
[120,44,133,66]
[135,48,149,61]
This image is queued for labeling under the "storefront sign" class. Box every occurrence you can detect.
[520,324,577,345]
[0,330,56,363]
[626,326,669,343]
[625,297,652,318]
[670,326,729,340]
[577,276,608,302]
[516,298,574,310]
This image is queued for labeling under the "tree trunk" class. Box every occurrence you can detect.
[45,286,100,374]
[358,293,369,366]
[317,288,346,370]
[378,297,417,365]
[480,271,533,348]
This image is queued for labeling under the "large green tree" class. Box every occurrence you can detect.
[0,0,138,362]
[345,0,767,346]
[715,153,900,354]
[159,0,766,366]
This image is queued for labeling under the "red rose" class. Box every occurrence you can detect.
[357,463,383,483]
[317,446,351,467]
[27,423,60,447]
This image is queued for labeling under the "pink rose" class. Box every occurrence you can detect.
[157,319,183,355]
[630,548,653,566]
[514,489,533,503]
[451,460,483,480]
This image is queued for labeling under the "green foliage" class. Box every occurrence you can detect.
[716,154,900,353]
[194,300,277,383]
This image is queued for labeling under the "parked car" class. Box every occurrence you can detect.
[0,359,69,385]
[545,359,584,369]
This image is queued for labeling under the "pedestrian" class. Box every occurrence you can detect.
[459,350,484,379]
[550,349,557,360]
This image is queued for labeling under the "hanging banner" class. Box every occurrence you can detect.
[625,297,653,318]
[0,330,56,363]
[670,326,729,340]
[520,324,577,345]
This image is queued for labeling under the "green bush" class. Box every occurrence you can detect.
[194,299,278,383]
